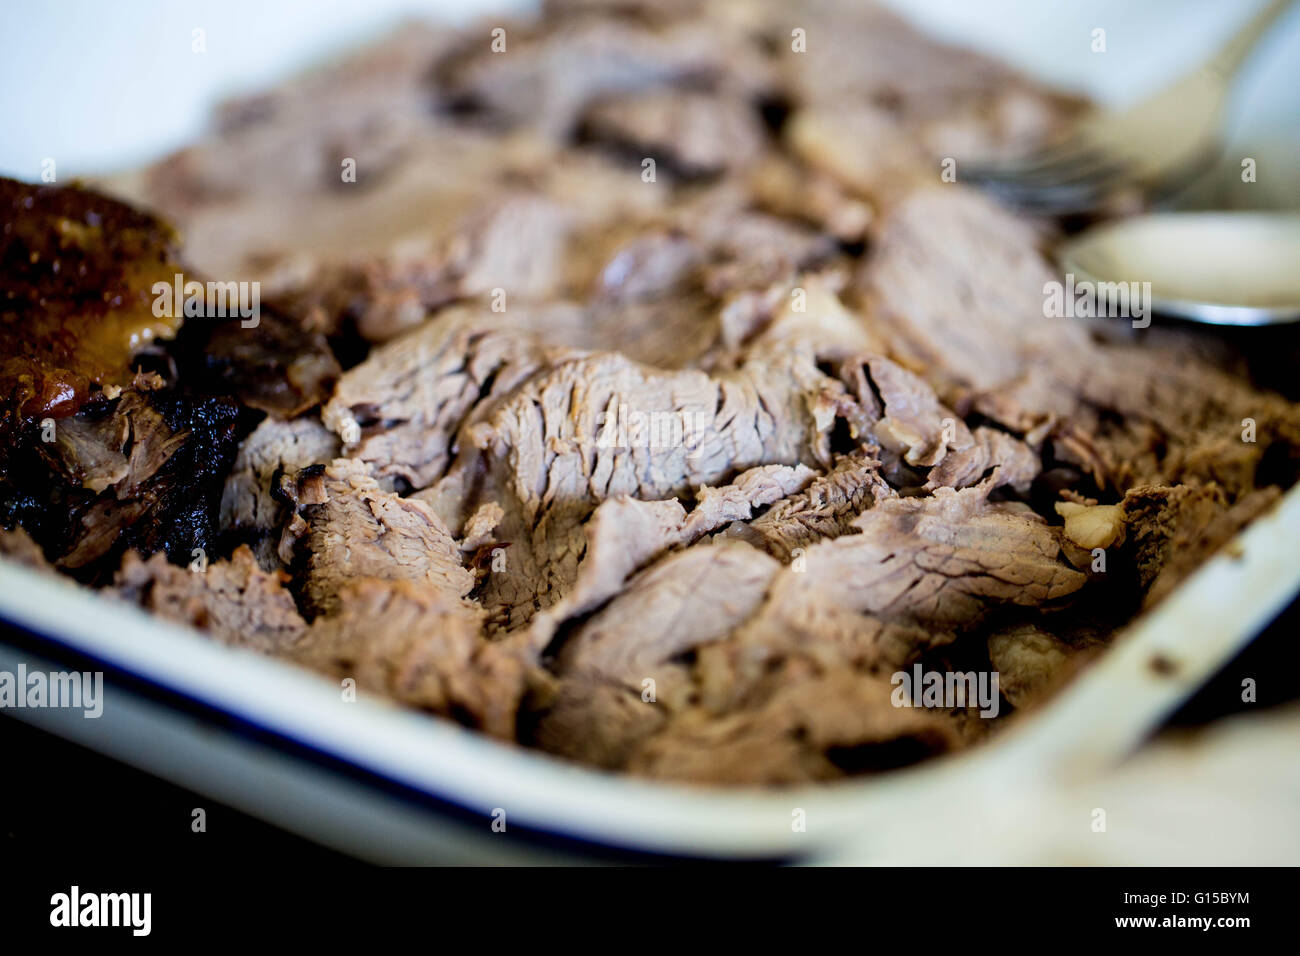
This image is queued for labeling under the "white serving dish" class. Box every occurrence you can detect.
[3,483,1298,863]
[4,0,1300,864]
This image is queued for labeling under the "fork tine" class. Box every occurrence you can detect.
[981,157,1131,198]
[976,158,1131,211]
[980,166,1134,216]
[965,142,1108,186]
[965,136,1134,215]
[965,127,1092,178]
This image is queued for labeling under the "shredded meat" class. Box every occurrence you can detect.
[116,545,308,653]
[4,0,1298,787]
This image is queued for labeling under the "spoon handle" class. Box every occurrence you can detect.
[1209,0,1296,79]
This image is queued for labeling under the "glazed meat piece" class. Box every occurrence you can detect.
[0,178,184,419]
[0,177,337,577]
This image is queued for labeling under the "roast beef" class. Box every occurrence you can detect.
[5,0,1299,787]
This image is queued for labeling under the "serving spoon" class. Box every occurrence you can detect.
[1056,210,1300,326]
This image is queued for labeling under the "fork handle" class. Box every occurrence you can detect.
[1209,0,1296,78]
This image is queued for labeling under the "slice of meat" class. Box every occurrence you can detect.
[746,155,873,244]
[853,189,1300,501]
[1122,482,1282,609]
[46,411,130,494]
[683,196,840,298]
[288,194,580,345]
[777,486,1085,628]
[720,451,893,561]
[532,678,668,770]
[440,16,771,138]
[295,579,526,739]
[3,385,241,577]
[322,309,545,489]
[535,540,780,768]
[737,275,885,363]
[681,463,817,539]
[518,463,811,654]
[220,415,339,535]
[448,194,576,302]
[694,596,949,717]
[856,188,1076,397]
[581,89,767,177]
[300,458,475,615]
[927,426,1040,493]
[43,387,185,497]
[1055,345,1300,500]
[987,622,1103,710]
[775,0,1073,130]
[521,495,689,651]
[627,670,962,785]
[183,307,341,418]
[786,106,932,213]
[776,0,1082,205]
[458,501,505,553]
[471,347,846,506]
[142,22,464,208]
[1145,486,1279,609]
[0,526,53,571]
[554,540,780,687]
[116,545,308,653]
[583,230,702,305]
[853,353,977,468]
[458,347,856,630]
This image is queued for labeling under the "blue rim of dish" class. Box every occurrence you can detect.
[0,613,792,866]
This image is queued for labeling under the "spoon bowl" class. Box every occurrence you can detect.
[1057,212,1300,326]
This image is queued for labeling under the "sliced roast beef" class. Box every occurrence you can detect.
[987,622,1102,710]
[852,353,978,468]
[454,347,855,630]
[300,458,475,615]
[7,2,1300,789]
[693,598,949,717]
[183,307,341,419]
[440,16,772,138]
[926,425,1040,493]
[773,486,1085,628]
[682,463,817,539]
[116,544,308,653]
[553,540,779,686]
[719,450,893,560]
[220,415,340,536]
[519,463,812,654]
[4,385,241,578]
[294,578,527,739]
[581,89,767,177]
[627,670,962,785]
[535,540,780,767]
[322,310,546,489]
[1122,482,1283,609]
[855,187,1300,501]
[857,187,1076,398]
[0,526,53,572]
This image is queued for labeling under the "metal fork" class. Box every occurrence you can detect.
[966,0,1296,215]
